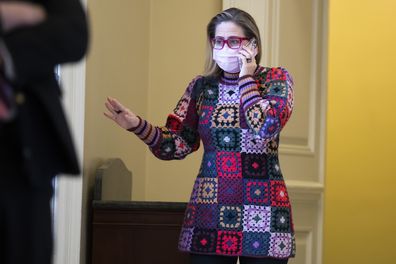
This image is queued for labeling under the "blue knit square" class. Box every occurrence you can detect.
[267,154,282,180]
[270,207,291,233]
[199,152,217,178]
[212,128,241,152]
[268,81,288,97]
[189,178,200,204]
[242,231,270,256]
[219,205,243,231]
[196,204,218,229]
[260,117,280,139]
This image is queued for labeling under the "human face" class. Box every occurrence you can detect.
[212,21,254,73]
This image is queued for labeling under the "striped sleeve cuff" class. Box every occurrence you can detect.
[127,116,161,147]
[238,75,262,112]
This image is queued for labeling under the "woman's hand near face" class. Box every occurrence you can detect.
[238,45,257,77]
[104,97,140,130]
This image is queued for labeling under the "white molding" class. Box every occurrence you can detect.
[223,0,236,8]
[53,0,87,259]
[270,0,280,67]
[262,0,271,66]
[294,227,314,264]
[280,144,315,156]
[286,180,324,202]
[307,0,320,157]
[53,176,84,264]
[316,193,325,264]
[318,0,328,188]
[286,180,324,193]
[317,0,329,263]
[53,59,86,264]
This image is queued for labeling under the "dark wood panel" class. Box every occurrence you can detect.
[91,201,190,264]
[93,209,186,225]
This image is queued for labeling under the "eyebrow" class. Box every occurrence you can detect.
[213,36,247,39]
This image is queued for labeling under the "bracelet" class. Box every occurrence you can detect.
[127,116,142,132]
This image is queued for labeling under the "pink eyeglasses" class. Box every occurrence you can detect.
[211,36,250,50]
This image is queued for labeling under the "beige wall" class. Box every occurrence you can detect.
[146,0,222,201]
[85,0,150,201]
[83,0,150,262]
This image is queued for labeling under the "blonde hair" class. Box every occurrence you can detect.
[203,8,262,79]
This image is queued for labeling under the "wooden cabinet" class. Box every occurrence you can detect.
[91,201,190,264]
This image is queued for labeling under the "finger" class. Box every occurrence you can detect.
[107,97,125,111]
[242,40,255,52]
[241,51,256,64]
[107,97,118,108]
[238,54,248,65]
[103,111,115,120]
[241,46,254,55]
[239,50,250,61]
[241,45,256,60]
[105,101,117,115]
[239,49,254,60]
[106,97,125,113]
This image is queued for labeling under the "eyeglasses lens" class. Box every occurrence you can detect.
[213,37,243,49]
[228,38,241,49]
[213,38,224,49]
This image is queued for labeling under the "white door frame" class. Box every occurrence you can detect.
[53,60,86,264]
[53,1,87,263]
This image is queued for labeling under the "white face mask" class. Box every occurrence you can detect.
[213,48,241,73]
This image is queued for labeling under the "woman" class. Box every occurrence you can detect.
[105,7,295,264]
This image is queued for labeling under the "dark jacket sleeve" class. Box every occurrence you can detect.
[1,0,89,85]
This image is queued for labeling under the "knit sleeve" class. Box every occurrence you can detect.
[128,76,202,160]
[238,67,294,139]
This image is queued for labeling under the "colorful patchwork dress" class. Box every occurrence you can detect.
[128,66,296,259]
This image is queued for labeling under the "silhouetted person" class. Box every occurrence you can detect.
[0,0,88,263]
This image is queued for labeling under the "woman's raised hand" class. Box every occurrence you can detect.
[238,41,257,77]
[104,97,139,130]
